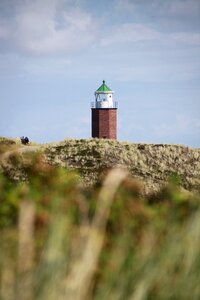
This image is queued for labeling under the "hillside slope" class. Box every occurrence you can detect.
[44,139,200,193]
[1,137,199,194]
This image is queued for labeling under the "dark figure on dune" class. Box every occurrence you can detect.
[20,136,29,145]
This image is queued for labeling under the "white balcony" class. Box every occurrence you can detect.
[91,101,118,109]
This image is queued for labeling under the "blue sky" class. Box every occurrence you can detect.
[0,0,199,147]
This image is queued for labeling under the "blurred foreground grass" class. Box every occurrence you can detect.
[0,152,200,300]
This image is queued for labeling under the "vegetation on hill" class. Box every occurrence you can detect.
[0,138,199,194]
[0,137,16,146]
[0,151,200,300]
[44,139,200,193]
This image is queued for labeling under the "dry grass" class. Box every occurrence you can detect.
[0,137,200,194]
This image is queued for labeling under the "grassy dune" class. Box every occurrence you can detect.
[0,137,200,194]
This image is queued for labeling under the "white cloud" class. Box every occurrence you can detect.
[100,22,200,48]
[163,0,200,18]
[0,0,199,56]
[0,0,98,55]
[0,24,8,38]
[100,23,161,46]
[114,0,136,13]
[114,0,200,19]
[170,33,200,46]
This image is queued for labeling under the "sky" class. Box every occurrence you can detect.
[0,0,200,147]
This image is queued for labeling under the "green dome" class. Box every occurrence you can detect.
[96,80,112,93]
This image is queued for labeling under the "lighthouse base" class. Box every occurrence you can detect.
[91,108,117,139]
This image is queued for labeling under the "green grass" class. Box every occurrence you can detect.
[0,152,200,299]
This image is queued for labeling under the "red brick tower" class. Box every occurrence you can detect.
[91,80,117,139]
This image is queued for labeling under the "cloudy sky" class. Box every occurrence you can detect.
[0,0,200,147]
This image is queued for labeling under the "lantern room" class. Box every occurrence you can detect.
[92,80,117,109]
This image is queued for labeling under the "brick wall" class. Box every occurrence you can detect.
[91,109,117,139]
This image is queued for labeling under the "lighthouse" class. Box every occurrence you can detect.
[91,80,117,139]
